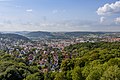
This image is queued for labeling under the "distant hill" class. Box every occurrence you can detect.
[13,31,30,36]
[0,31,30,36]
[64,32,105,37]
[2,31,119,40]
[25,31,71,39]
[25,31,53,39]
[0,33,30,41]
[25,31,106,39]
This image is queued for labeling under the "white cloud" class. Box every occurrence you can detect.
[97,1,120,15]
[115,17,120,24]
[100,17,106,23]
[26,9,33,12]
[0,18,120,31]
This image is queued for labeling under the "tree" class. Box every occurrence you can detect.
[100,65,120,80]
[86,67,103,80]
[54,72,66,80]
[71,66,84,80]
[61,59,74,71]
[66,70,72,80]
[24,72,44,80]
[0,66,23,80]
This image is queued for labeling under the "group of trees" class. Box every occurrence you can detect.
[0,42,120,80]
[0,51,44,80]
[55,42,120,80]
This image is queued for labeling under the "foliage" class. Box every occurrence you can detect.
[0,42,120,80]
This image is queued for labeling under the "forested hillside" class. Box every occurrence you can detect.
[56,42,120,80]
[0,42,120,80]
[0,33,30,41]
[25,31,120,40]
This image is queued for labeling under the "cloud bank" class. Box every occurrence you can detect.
[97,1,120,15]
[115,17,120,24]
[26,9,33,12]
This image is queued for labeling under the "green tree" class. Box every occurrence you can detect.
[24,72,44,80]
[66,70,72,80]
[61,59,74,71]
[86,67,103,80]
[54,72,66,80]
[71,66,84,80]
[100,65,120,80]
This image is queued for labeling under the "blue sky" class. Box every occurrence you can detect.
[0,0,120,31]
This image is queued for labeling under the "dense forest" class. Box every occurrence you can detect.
[0,42,120,80]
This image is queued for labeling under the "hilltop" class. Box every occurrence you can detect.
[25,31,120,40]
[0,33,30,41]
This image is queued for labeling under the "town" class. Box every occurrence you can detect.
[0,32,120,73]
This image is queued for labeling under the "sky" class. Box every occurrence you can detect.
[0,0,120,32]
